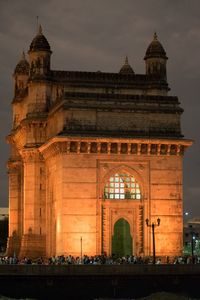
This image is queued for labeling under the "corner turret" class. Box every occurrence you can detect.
[144,33,168,80]
[28,25,52,78]
[13,51,29,99]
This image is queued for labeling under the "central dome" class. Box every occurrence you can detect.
[29,25,51,52]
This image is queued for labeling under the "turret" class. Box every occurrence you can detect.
[144,33,168,80]
[28,25,52,78]
[13,51,29,98]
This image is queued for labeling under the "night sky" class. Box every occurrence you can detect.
[0,0,199,217]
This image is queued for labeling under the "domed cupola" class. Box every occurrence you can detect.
[29,25,51,52]
[28,25,52,77]
[144,32,167,59]
[144,33,168,80]
[14,51,29,75]
[119,56,134,75]
[13,52,29,99]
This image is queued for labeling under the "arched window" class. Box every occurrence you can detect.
[104,173,141,200]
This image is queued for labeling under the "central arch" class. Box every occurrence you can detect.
[112,218,132,256]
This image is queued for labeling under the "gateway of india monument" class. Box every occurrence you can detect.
[7,26,192,258]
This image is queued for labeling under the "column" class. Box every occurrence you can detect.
[6,160,22,256]
[127,143,131,155]
[137,143,141,155]
[87,142,91,154]
[20,149,46,258]
[117,143,121,154]
[167,144,171,156]
[157,144,161,156]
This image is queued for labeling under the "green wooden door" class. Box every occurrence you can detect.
[112,218,132,256]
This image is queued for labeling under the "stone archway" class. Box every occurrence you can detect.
[101,170,144,256]
[112,218,132,256]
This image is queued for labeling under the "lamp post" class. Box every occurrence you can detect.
[184,212,189,224]
[189,225,198,263]
[80,236,83,264]
[191,235,195,258]
[146,218,160,264]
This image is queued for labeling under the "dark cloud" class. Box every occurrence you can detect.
[0,0,199,217]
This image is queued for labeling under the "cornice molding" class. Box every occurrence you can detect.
[39,136,193,161]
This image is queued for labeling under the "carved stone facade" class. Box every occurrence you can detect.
[7,27,192,258]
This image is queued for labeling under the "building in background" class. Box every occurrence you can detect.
[0,208,8,220]
[184,218,200,256]
[0,207,8,253]
[7,27,192,258]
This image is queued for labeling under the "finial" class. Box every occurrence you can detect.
[22,51,25,60]
[154,32,158,40]
[125,56,129,65]
[38,24,43,35]
[36,16,39,32]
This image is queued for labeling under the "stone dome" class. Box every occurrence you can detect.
[144,33,167,60]
[29,25,51,52]
[119,56,134,74]
[14,52,29,75]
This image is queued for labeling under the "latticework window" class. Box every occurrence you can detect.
[104,173,141,200]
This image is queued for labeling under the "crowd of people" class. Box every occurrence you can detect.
[0,254,200,265]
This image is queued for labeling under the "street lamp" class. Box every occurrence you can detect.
[191,235,195,258]
[189,225,198,263]
[146,218,160,264]
[183,212,190,224]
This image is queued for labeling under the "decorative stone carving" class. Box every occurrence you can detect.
[22,149,42,163]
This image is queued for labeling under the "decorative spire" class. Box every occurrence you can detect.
[22,51,26,60]
[38,24,43,35]
[125,56,129,65]
[36,16,39,33]
[119,56,134,74]
[153,32,158,41]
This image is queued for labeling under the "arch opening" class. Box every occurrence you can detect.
[112,218,133,256]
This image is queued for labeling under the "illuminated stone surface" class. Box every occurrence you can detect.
[7,29,192,258]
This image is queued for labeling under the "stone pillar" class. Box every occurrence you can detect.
[19,149,46,258]
[6,160,22,256]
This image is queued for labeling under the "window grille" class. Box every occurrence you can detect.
[104,173,141,200]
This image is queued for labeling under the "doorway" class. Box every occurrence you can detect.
[112,218,132,256]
